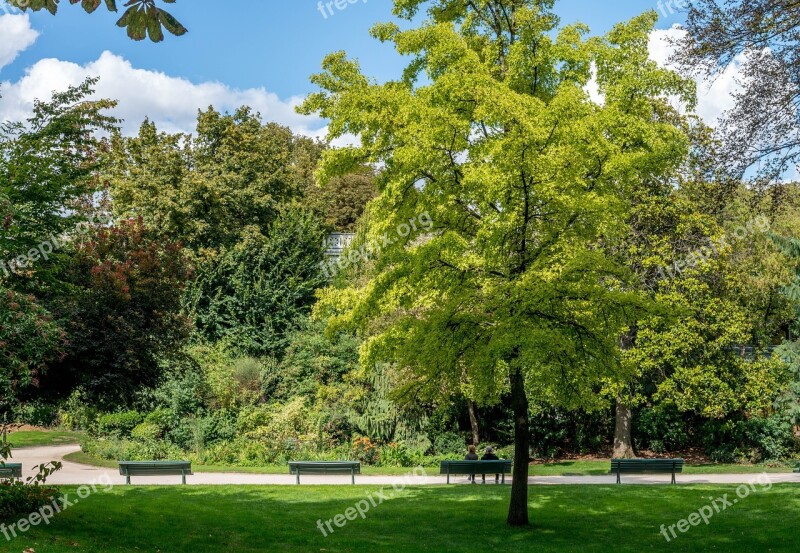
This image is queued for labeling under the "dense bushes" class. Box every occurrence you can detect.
[702,415,798,463]
[0,481,59,522]
[96,411,144,438]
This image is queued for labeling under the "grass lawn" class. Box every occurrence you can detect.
[531,459,800,476]
[64,451,800,476]
[3,484,798,552]
[5,430,83,449]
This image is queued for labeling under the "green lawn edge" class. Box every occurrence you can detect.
[62,451,800,476]
[5,430,83,449]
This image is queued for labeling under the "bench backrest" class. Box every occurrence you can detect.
[119,461,192,476]
[0,463,22,478]
[289,461,361,475]
[611,459,684,473]
[440,460,513,474]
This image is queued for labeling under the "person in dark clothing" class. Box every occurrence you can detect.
[481,446,500,484]
[465,445,479,483]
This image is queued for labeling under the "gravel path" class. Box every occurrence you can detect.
[7,445,800,487]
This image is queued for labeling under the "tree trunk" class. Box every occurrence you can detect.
[612,399,636,459]
[507,367,530,526]
[467,399,480,446]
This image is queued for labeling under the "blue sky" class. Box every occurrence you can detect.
[0,1,710,138]
[4,0,683,96]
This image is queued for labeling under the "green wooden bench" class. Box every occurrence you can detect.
[611,458,684,484]
[0,463,22,480]
[119,461,192,485]
[289,461,361,485]
[440,460,513,484]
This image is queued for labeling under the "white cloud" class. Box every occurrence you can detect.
[0,50,329,138]
[648,26,746,125]
[0,14,38,71]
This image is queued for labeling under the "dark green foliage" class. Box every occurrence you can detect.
[703,415,796,463]
[43,218,192,408]
[269,317,360,400]
[0,289,63,417]
[10,0,186,43]
[153,368,208,421]
[184,209,326,357]
[0,481,59,523]
[303,169,378,232]
[634,406,691,454]
[528,408,613,459]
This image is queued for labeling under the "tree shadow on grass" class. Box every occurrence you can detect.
[15,484,800,553]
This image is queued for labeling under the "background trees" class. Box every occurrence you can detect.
[677,0,800,184]
[184,209,326,357]
[42,218,192,408]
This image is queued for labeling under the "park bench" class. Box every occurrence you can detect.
[289,461,361,485]
[0,463,22,480]
[439,460,513,484]
[118,461,192,485]
[611,458,684,484]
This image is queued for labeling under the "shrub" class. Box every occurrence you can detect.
[82,437,184,462]
[131,422,162,441]
[95,411,145,438]
[703,415,796,463]
[13,401,58,427]
[351,436,380,465]
[0,481,59,522]
[431,432,467,456]
[232,357,263,394]
[379,442,424,467]
[635,406,691,453]
[59,388,99,431]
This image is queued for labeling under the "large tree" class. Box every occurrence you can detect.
[676,0,800,183]
[302,1,693,525]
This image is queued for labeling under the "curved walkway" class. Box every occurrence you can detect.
[7,445,800,486]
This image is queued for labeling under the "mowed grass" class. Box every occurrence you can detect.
[531,459,800,476]
[65,451,800,476]
[6,430,82,449]
[3,484,799,552]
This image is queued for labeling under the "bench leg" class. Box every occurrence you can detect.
[671,472,676,485]
[126,474,131,485]
[501,472,505,485]
[182,471,187,485]
[616,470,621,485]
[296,470,301,485]
[352,468,355,485]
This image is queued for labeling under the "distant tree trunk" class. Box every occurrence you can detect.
[613,399,636,459]
[467,399,480,446]
[507,367,530,526]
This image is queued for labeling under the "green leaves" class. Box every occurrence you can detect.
[303,1,692,410]
[116,1,187,42]
[11,0,186,43]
